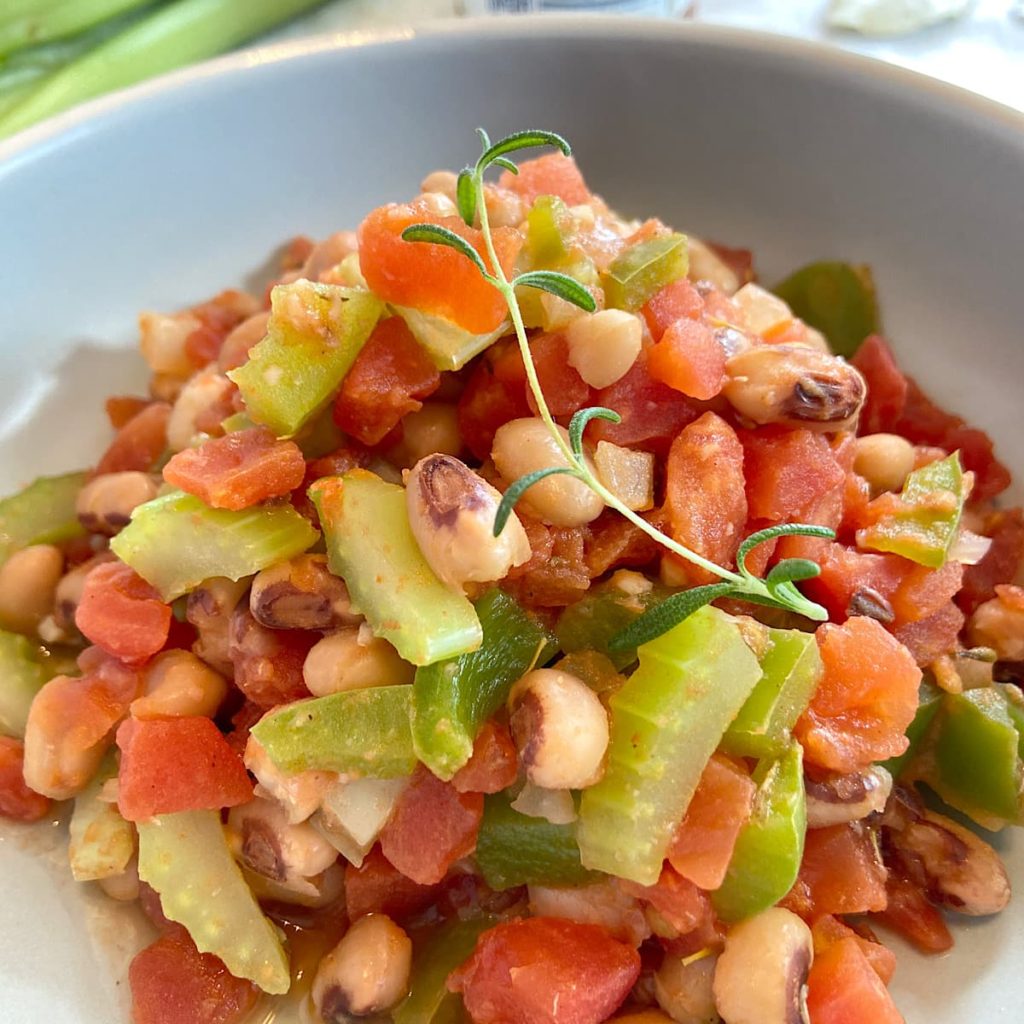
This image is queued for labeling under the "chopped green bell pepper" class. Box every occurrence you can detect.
[68,752,134,882]
[412,589,556,779]
[712,743,806,922]
[772,261,879,358]
[0,471,86,565]
[721,628,823,758]
[393,303,509,372]
[228,280,383,436]
[252,686,416,778]
[111,490,318,601]
[310,471,481,666]
[602,233,688,312]
[524,195,573,267]
[476,792,596,891]
[577,606,762,886]
[857,453,965,569]
[881,678,943,779]
[0,629,50,738]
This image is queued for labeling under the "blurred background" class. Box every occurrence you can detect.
[1,0,1021,141]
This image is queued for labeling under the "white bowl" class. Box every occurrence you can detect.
[1,17,1022,1023]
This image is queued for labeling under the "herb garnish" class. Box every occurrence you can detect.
[403,128,834,646]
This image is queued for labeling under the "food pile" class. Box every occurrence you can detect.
[1,131,1022,1024]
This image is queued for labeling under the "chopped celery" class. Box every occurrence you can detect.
[524,195,573,267]
[252,686,416,778]
[476,793,596,891]
[556,572,672,670]
[712,743,806,922]
[310,471,481,666]
[314,776,408,866]
[229,280,383,436]
[881,678,942,779]
[395,917,496,1024]
[0,630,50,738]
[602,233,688,312]
[137,809,290,994]
[0,471,86,565]
[111,490,317,601]
[577,606,762,885]
[412,589,556,779]
[857,453,964,569]
[68,752,133,882]
[772,261,879,358]
[392,304,509,372]
[721,629,823,758]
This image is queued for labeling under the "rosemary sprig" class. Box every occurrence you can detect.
[402,128,835,644]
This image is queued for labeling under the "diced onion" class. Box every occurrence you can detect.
[510,783,577,825]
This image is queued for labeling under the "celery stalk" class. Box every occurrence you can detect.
[137,809,290,994]
[412,589,556,779]
[68,752,133,882]
[229,280,382,437]
[111,490,318,601]
[251,686,416,778]
[310,471,482,666]
[0,0,152,57]
[0,629,50,738]
[0,471,86,565]
[577,606,762,885]
[0,0,331,139]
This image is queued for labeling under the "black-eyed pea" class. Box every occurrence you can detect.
[303,626,414,698]
[76,471,159,535]
[131,650,228,720]
[0,544,64,635]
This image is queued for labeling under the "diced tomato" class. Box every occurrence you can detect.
[0,737,52,822]
[129,928,259,1024]
[116,716,253,822]
[647,318,726,401]
[786,822,888,918]
[105,395,151,430]
[641,279,704,341]
[379,765,483,885]
[95,402,171,476]
[668,755,756,890]
[959,507,1024,615]
[893,601,965,667]
[664,412,747,585]
[811,916,896,986]
[852,334,909,436]
[583,512,660,578]
[620,865,714,937]
[183,290,259,369]
[457,353,533,461]
[451,721,519,795]
[498,153,592,207]
[504,520,591,609]
[590,350,701,455]
[333,316,441,445]
[75,561,172,664]
[741,428,846,523]
[162,427,305,510]
[344,845,440,922]
[357,199,521,334]
[228,605,314,708]
[448,917,640,1024]
[806,936,904,1024]
[795,617,921,774]
[872,871,953,954]
[528,332,593,418]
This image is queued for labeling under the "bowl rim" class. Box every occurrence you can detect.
[1,15,1023,171]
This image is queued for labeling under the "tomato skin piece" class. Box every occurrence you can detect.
[163,427,305,510]
[448,917,640,1024]
[795,617,921,774]
[872,871,953,954]
[379,765,483,885]
[75,561,172,665]
[451,721,519,795]
[116,716,253,822]
[332,316,441,446]
[129,928,259,1024]
[806,936,904,1024]
[0,737,52,822]
[647,318,726,401]
[344,845,440,922]
[498,153,592,207]
[95,402,171,476]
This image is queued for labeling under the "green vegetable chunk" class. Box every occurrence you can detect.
[476,793,596,891]
[252,686,416,778]
[137,809,290,994]
[0,471,86,566]
[394,916,497,1024]
[881,678,942,779]
[577,605,762,885]
[0,629,50,738]
[68,752,133,882]
[413,589,556,779]
[998,683,1024,760]
[602,233,688,312]
[772,261,879,357]
[857,452,964,568]
[393,304,508,372]
[0,0,150,58]
[111,490,317,601]
[229,280,383,436]
[524,195,573,267]
[712,743,807,923]
[311,471,482,666]
[721,629,823,758]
